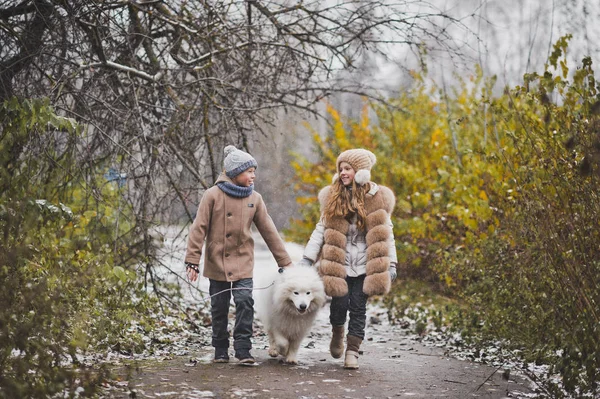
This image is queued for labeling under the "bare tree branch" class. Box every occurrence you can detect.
[0,0,471,284]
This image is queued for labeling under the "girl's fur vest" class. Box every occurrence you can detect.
[317,183,395,297]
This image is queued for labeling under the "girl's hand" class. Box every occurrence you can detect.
[389,263,397,282]
[297,257,314,267]
[186,262,200,282]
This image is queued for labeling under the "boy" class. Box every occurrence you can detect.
[185,145,292,365]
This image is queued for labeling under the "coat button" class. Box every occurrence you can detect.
[227,212,232,217]
[228,272,233,276]
[226,233,231,238]
[225,253,230,258]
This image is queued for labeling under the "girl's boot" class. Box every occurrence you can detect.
[343,335,362,369]
[330,325,345,359]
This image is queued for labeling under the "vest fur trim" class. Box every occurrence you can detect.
[317,184,395,297]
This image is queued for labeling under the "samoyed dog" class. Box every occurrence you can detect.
[254,265,326,365]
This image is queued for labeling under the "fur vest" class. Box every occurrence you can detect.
[317,183,395,297]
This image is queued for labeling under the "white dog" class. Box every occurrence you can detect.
[254,265,326,365]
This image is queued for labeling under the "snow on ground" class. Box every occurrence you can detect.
[153,225,391,363]
[97,225,548,398]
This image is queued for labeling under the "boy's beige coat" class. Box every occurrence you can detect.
[185,174,292,282]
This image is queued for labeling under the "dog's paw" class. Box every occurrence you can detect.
[268,347,279,358]
[282,358,298,365]
[276,344,289,357]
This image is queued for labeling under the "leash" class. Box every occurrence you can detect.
[196,281,276,302]
[182,266,283,303]
[151,260,277,304]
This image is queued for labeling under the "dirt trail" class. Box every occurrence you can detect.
[106,303,534,399]
[106,231,536,398]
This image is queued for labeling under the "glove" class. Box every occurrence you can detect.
[297,257,314,267]
[186,262,200,282]
[389,263,397,282]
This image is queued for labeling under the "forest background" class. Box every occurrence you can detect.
[1,1,599,398]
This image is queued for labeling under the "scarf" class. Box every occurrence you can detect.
[216,181,254,198]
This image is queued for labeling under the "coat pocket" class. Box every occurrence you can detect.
[238,238,254,259]
[206,241,223,263]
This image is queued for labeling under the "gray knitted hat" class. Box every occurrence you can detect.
[223,145,258,178]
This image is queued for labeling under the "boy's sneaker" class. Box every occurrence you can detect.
[235,349,256,365]
[213,347,229,363]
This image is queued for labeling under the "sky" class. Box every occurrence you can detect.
[348,0,600,94]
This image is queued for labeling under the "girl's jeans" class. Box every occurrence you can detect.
[209,278,254,351]
[329,275,368,339]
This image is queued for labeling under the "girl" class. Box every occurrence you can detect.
[185,145,293,365]
[298,148,398,369]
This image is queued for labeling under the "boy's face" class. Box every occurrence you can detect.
[232,167,256,187]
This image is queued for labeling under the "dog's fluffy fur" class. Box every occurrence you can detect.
[254,265,326,365]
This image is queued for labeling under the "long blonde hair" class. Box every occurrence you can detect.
[323,179,369,230]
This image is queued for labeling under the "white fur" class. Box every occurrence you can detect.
[332,170,371,185]
[254,265,326,365]
[354,169,371,185]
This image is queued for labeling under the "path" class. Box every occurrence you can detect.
[102,228,536,398]
[108,300,534,398]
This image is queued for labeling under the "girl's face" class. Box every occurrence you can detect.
[338,162,355,186]
[232,167,256,187]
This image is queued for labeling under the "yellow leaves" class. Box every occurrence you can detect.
[112,266,129,283]
[294,54,600,291]
[359,104,370,130]
[77,210,98,229]
[437,168,450,182]
[352,104,374,148]
[328,103,350,150]
[296,196,315,206]
[560,59,569,79]
[410,191,431,210]
[463,218,478,231]
[397,199,412,214]
[326,103,340,121]
[430,128,444,148]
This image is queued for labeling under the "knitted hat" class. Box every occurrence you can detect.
[333,148,376,185]
[223,145,258,178]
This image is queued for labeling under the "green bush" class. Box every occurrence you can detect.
[451,36,600,396]
[0,98,158,398]
[289,36,600,396]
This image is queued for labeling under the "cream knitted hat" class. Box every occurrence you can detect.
[333,148,376,185]
[223,145,258,178]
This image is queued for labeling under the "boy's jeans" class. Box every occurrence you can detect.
[209,278,254,351]
[329,275,368,339]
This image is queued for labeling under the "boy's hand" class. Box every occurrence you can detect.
[186,262,200,282]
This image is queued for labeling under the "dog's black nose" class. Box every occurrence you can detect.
[278,267,284,274]
[299,304,307,310]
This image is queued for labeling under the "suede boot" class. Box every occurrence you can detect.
[344,335,362,370]
[330,325,345,359]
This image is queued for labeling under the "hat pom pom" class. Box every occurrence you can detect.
[332,173,339,184]
[224,145,237,157]
[354,169,370,185]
